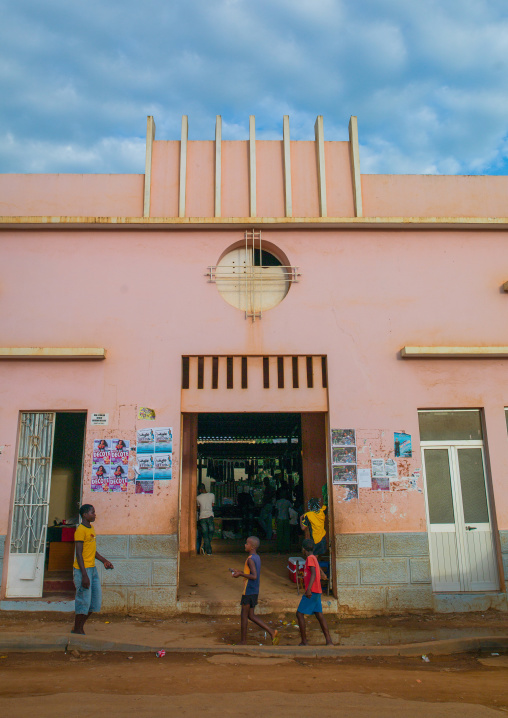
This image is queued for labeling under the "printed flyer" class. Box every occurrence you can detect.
[332,447,356,465]
[154,453,172,480]
[385,458,398,480]
[111,439,130,467]
[135,480,154,494]
[372,476,390,491]
[154,427,172,453]
[331,429,356,447]
[109,464,128,492]
[136,453,154,480]
[332,465,357,484]
[93,439,112,466]
[371,458,386,478]
[394,432,412,457]
[91,463,110,492]
[136,428,155,454]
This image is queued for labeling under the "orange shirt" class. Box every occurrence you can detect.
[303,554,322,594]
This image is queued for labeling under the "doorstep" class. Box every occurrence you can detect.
[1,594,74,612]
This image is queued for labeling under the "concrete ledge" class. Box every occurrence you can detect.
[401,346,508,359]
[2,631,508,658]
[434,592,508,613]
[0,347,106,360]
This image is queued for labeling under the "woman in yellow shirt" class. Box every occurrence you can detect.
[300,498,328,558]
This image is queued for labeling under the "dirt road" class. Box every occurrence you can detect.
[0,651,507,717]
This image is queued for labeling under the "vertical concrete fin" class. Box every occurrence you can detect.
[215,115,222,218]
[179,115,188,218]
[283,115,292,218]
[314,115,327,217]
[249,115,256,217]
[349,115,363,218]
[143,116,156,218]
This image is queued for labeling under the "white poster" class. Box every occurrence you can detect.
[154,427,172,453]
[385,458,398,480]
[371,458,386,478]
[357,468,372,489]
[136,428,155,454]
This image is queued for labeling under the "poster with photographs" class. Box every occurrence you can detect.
[394,432,412,457]
[92,438,130,492]
[371,458,386,478]
[333,465,357,484]
[91,463,110,492]
[331,429,356,447]
[135,480,154,494]
[372,476,390,491]
[332,447,356,465]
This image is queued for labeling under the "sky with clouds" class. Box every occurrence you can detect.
[2,0,508,175]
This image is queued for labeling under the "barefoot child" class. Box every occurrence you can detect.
[230,536,279,646]
[296,538,333,646]
[72,504,114,635]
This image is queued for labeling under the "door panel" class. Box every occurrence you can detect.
[6,412,55,598]
[423,444,498,592]
[423,449,461,591]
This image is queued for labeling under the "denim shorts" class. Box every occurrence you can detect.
[297,591,323,615]
[74,566,102,614]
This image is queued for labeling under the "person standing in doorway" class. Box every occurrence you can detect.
[300,498,328,559]
[275,489,292,553]
[197,483,215,556]
[72,504,114,635]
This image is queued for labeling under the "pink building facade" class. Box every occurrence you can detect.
[0,115,507,615]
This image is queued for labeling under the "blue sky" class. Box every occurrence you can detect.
[2,0,508,174]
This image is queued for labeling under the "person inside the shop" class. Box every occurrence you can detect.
[300,498,327,559]
[196,483,215,556]
[275,488,292,553]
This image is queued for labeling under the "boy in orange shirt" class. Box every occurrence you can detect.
[296,538,333,646]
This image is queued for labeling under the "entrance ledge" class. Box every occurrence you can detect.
[401,346,508,359]
[0,347,106,360]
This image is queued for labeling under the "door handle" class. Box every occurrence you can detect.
[465,526,477,531]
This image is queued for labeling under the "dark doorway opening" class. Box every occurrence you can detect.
[44,412,86,598]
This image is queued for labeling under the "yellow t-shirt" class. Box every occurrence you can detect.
[73,524,97,569]
[303,506,327,544]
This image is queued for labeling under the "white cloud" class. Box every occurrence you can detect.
[0,0,507,174]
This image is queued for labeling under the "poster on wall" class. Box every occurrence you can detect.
[372,476,390,491]
[394,432,412,457]
[135,480,154,494]
[111,439,130,467]
[137,407,156,420]
[91,463,110,492]
[331,429,356,447]
[92,438,131,492]
[357,468,372,489]
[385,458,398,480]
[154,453,172,480]
[136,428,155,453]
[333,465,357,484]
[109,464,128,492]
[371,458,386,478]
[154,427,172,453]
[136,453,154,480]
[332,447,356,465]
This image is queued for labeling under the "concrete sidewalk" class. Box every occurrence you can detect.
[0,610,507,657]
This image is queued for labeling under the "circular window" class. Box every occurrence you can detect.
[215,244,291,314]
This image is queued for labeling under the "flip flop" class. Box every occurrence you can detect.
[272,630,280,646]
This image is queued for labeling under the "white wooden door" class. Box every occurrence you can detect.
[422,444,498,592]
[6,413,56,598]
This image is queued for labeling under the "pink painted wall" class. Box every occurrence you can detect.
[1,226,508,552]
[256,141,285,217]
[0,175,144,216]
[291,142,320,217]
[150,141,179,217]
[222,141,250,217]
[186,141,214,217]
[362,174,508,218]
[325,142,355,217]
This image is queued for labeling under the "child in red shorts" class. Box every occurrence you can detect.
[296,538,333,645]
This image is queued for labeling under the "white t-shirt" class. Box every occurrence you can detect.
[197,492,215,519]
